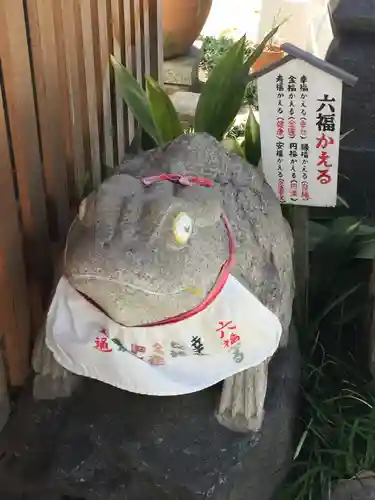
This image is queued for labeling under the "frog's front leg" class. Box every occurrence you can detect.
[216,360,268,433]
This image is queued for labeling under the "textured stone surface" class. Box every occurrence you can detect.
[32,328,79,400]
[336,148,375,217]
[164,83,194,96]
[330,0,375,34]
[332,477,375,499]
[31,254,80,401]
[63,133,294,433]
[163,42,202,89]
[0,331,299,500]
[327,38,375,152]
[66,133,294,335]
[326,1,375,216]
[14,134,297,498]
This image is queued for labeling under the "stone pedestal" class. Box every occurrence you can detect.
[332,475,375,499]
[0,337,300,500]
[326,0,375,216]
[163,42,203,95]
[325,0,375,376]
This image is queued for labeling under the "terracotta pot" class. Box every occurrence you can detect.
[252,46,284,73]
[163,0,213,60]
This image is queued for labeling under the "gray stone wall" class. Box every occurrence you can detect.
[327,0,375,216]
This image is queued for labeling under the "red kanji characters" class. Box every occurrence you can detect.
[288,117,296,139]
[149,342,165,366]
[316,132,334,184]
[217,321,240,349]
[301,182,310,201]
[316,134,335,149]
[276,118,284,139]
[317,151,332,168]
[289,180,298,199]
[131,344,146,359]
[277,180,285,202]
[149,356,165,366]
[216,321,237,338]
[94,328,112,353]
[229,332,241,346]
[223,333,240,349]
[317,170,332,184]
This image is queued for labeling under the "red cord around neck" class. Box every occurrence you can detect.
[139,174,235,326]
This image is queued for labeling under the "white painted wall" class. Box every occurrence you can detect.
[258,0,312,49]
[202,0,334,58]
[202,0,261,41]
[257,0,334,57]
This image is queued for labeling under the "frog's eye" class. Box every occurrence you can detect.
[173,212,193,245]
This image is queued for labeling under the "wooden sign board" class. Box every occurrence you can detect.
[257,58,343,207]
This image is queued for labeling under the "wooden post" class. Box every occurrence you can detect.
[1,0,53,335]
[290,206,309,331]
[0,11,33,385]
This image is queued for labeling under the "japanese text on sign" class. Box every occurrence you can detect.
[257,58,342,207]
[316,95,336,185]
[275,74,285,201]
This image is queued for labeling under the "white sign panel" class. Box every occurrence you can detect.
[258,58,342,206]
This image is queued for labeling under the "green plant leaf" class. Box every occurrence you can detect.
[355,238,375,259]
[308,217,364,326]
[337,194,349,208]
[245,23,284,68]
[244,106,261,165]
[357,223,375,236]
[128,127,157,154]
[309,217,362,290]
[308,220,330,251]
[194,35,250,140]
[308,283,362,336]
[110,55,162,145]
[221,137,245,158]
[146,77,183,143]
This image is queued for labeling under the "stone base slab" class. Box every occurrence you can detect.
[163,41,203,92]
[0,335,300,500]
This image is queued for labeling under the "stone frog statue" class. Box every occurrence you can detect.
[33,133,294,433]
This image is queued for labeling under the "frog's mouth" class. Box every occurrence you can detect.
[139,210,235,326]
[72,174,236,327]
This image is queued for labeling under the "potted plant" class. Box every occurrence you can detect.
[163,0,213,60]
[251,16,287,72]
[111,26,281,164]
[251,42,284,72]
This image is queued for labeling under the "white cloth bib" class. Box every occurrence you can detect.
[46,276,282,395]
